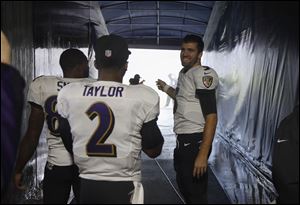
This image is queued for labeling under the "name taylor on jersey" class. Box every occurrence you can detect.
[83,85,124,97]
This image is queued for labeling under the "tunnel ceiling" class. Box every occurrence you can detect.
[99,1,215,49]
[33,1,108,48]
[33,1,215,49]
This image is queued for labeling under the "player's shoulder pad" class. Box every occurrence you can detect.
[30,75,55,86]
[59,80,81,91]
[60,79,95,92]
[32,75,61,83]
[202,66,218,75]
[29,76,49,92]
[196,65,219,79]
[194,66,219,89]
[32,75,45,82]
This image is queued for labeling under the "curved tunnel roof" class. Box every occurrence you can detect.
[33,1,215,49]
[99,1,215,49]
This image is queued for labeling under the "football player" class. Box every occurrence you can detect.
[57,34,164,204]
[14,48,94,203]
[156,34,219,203]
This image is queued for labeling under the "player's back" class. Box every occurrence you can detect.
[28,76,95,166]
[57,81,159,181]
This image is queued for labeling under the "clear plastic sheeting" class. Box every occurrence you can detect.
[203,2,299,203]
[1,1,34,84]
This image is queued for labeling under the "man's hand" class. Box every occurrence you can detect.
[14,172,26,190]
[156,79,167,91]
[193,153,208,178]
[129,74,144,85]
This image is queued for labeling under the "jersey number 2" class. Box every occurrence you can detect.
[86,102,117,157]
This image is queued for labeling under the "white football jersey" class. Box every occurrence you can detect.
[57,81,160,181]
[174,65,219,134]
[27,76,95,166]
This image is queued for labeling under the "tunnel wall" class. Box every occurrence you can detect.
[203,1,299,203]
[1,1,40,203]
[1,1,34,84]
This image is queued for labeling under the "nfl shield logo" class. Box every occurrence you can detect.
[105,49,112,57]
[202,76,213,88]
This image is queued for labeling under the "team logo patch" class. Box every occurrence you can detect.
[105,49,112,57]
[202,76,213,88]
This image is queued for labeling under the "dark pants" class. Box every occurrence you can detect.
[174,133,211,204]
[43,162,80,204]
[79,178,134,204]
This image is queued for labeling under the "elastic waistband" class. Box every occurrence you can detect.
[176,133,203,144]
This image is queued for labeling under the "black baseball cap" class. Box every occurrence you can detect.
[95,34,131,67]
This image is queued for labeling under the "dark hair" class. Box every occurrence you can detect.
[182,35,204,52]
[59,48,87,71]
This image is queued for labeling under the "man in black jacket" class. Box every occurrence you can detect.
[272,105,299,204]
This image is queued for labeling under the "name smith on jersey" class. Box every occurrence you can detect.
[83,85,124,97]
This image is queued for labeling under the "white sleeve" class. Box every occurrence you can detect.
[57,87,69,118]
[27,78,42,106]
[144,92,160,123]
